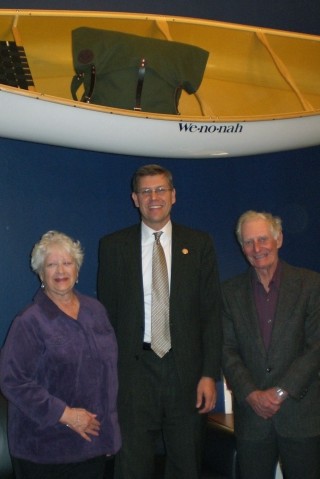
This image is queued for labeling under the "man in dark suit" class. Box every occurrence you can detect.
[222,210,320,479]
[97,164,222,479]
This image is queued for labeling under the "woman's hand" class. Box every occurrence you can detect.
[60,406,101,441]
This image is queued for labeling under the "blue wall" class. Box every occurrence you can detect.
[0,0,319,346]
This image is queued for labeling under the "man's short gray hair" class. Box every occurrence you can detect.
[236,210,282,245]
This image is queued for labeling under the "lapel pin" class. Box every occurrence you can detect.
[182,248,189,255]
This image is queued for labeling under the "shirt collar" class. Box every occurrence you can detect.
[141,220,172,243]
[34,288,82,319]
[251,260,282,289]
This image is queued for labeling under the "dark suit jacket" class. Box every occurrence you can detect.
[97,222,222,414]
[222,261,320,439]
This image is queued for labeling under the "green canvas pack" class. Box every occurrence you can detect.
[71,27,209,115]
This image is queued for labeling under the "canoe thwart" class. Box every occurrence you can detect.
[256,30,314,112]
[154,18,215,117]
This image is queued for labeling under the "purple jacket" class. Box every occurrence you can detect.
[0,289,121,463]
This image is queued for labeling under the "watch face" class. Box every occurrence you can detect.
[276,388,287,399]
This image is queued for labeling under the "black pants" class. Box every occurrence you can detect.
[12,455,109,479]
[237,432,320,479]
[115,349,206,479]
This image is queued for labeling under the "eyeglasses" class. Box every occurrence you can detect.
[136,187,173,197]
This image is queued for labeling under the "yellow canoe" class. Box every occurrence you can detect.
[0,9,319,158]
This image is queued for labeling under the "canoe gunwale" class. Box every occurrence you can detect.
[2,9,319,42]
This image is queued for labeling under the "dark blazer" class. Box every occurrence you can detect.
[98,222,222,412]
[222,261,320,440]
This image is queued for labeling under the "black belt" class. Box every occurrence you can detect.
[142,342,172,353]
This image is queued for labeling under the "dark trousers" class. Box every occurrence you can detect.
[237,430,320,479]
[115,349,206,479]
[12,455,108,479]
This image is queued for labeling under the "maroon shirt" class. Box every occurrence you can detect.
[252,261,282,350]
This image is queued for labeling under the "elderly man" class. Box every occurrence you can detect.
[222,210,320,479]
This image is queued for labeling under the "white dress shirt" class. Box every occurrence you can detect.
[141,220,172,343]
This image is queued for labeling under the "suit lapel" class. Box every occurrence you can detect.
[233,271,267,355]
[121,225,144,312]
[170,225,191,301]
[268,263,301,353]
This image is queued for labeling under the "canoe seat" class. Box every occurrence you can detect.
[0,41,34,90]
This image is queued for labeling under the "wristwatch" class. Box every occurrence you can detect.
[275,387,288,400]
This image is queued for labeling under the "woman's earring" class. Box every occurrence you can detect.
[41,282,45,289]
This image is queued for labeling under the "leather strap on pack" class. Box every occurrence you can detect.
[134,58,146,111]
[71,64,96,103]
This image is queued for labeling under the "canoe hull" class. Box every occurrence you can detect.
[1,86,319,158]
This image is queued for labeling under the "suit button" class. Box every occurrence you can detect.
[266,368,272,373]
[300,388,308,399]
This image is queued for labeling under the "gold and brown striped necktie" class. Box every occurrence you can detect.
[151,231,171,358]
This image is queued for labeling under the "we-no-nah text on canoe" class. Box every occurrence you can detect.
[179,123,243,133]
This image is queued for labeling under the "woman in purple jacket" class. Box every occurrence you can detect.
[0,231,121,479]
